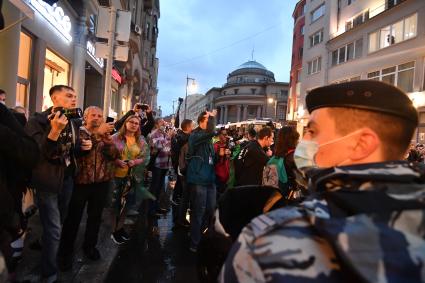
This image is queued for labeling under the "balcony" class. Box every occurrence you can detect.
[331,0,408,39]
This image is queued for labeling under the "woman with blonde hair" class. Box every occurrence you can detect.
[110,115,150,244]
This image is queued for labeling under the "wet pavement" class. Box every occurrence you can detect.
[105,206,199,283]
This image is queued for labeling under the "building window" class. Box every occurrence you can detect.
[223,91,227,95]
[17,32,32,108]
[234,89,239,95]
[331,39,363,66]
[300,25,305,35]
[345,10,369,31]
[368,13,417,53]
[42,49,70,111]
[311,3,325,23]
[307,57,321,75]
[302,4,306,15]
[297,69,302,82]
[298,47,303,59]
[251,88,257,95]
[367,61,415,92]
[310,29,323,47]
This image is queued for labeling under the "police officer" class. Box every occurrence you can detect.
[220,80,425,283]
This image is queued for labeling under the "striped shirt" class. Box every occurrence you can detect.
[149,129,171,169]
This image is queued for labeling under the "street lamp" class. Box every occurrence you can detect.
[268,97,277,121]
[184,75,197,119]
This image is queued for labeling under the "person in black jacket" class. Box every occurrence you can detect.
[0,102,39,280]
[25,85,88,283]
[171,119,193,228]
[114,103,155,137]
[234,127,274,186]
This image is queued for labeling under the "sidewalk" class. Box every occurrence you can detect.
[15,207,125,282]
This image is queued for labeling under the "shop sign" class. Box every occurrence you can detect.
[29,0,72,42]
[87,41,104,68]
[112,69,122,84]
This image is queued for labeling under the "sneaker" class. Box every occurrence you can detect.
[117,228,130,241]
[84,247,101,261]
[124,218,135,225]
[111,232,126,245]
[127,209,139,216]
[189,246,197,253]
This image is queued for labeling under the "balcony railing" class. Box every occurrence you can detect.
[331,0,407,39]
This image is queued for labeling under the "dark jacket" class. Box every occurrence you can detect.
[235,141,269,186]
[114,110,155,138]
[187,117,216,186]
[25,108,81,193]
[0,103,39,231]
[171,129,190,170]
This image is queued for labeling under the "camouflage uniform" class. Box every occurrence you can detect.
[220,161,425,283]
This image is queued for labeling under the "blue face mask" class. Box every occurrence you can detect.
[294,130,362,170]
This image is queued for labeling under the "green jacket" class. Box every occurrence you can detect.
[187,117,216,185]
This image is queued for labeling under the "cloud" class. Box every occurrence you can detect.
[157,0,299,115]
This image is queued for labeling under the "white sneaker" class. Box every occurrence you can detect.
[124,218,135,225]
[127,209,139,216]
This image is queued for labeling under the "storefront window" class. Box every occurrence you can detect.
[42,49,70,111]
[16,32,32,107]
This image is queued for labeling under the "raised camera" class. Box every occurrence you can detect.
[52,107,83,120]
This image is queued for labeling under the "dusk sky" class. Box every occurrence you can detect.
[157,0,299,116]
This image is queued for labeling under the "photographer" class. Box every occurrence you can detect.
[213,128,231,195]
[58,106,118,270]
[25,85,83,283]
[115,103,155,138]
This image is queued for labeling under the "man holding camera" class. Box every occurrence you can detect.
[115,103,155,137]
[58,106,118,270]
[25,85,84,283]
[186,110,217,252]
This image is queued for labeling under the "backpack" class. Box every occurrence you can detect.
[262,156,287,188]
[178,143,189,175]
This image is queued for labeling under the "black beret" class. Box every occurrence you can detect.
[306,80,418,124]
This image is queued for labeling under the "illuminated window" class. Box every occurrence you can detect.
[16,32,32,107]
[367,62,415,92]
[42,49,70,111]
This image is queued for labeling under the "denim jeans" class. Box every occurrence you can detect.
[36,176,73,281]
[189,184,216,248]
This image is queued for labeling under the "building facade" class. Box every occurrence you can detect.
[0,0,159,119]
[181,60,289,125]
[292,0,425,140]
[288,0,306,121]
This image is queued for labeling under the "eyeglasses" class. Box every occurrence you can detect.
[127,121,140,126]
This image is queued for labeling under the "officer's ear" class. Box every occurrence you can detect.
[349,128,381,162]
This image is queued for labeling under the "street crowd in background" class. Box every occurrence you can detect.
[1,80,425,283]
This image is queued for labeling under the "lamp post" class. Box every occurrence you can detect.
[268,97,277,121]
[184,75,196,119]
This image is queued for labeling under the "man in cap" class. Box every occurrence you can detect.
[220,80,425,283]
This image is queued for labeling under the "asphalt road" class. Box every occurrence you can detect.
[105,208,199,283]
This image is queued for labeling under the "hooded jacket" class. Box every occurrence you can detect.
[220,161,425,283]
[186,117,216,186]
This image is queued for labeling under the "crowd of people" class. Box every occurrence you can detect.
[1,79,425,283]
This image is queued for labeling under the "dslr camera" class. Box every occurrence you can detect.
[51,107,83,120]
[136,103,150,112]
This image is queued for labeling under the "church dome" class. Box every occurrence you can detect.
[227,60,275,83]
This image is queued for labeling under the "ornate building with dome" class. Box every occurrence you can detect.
[182,60,289,124]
